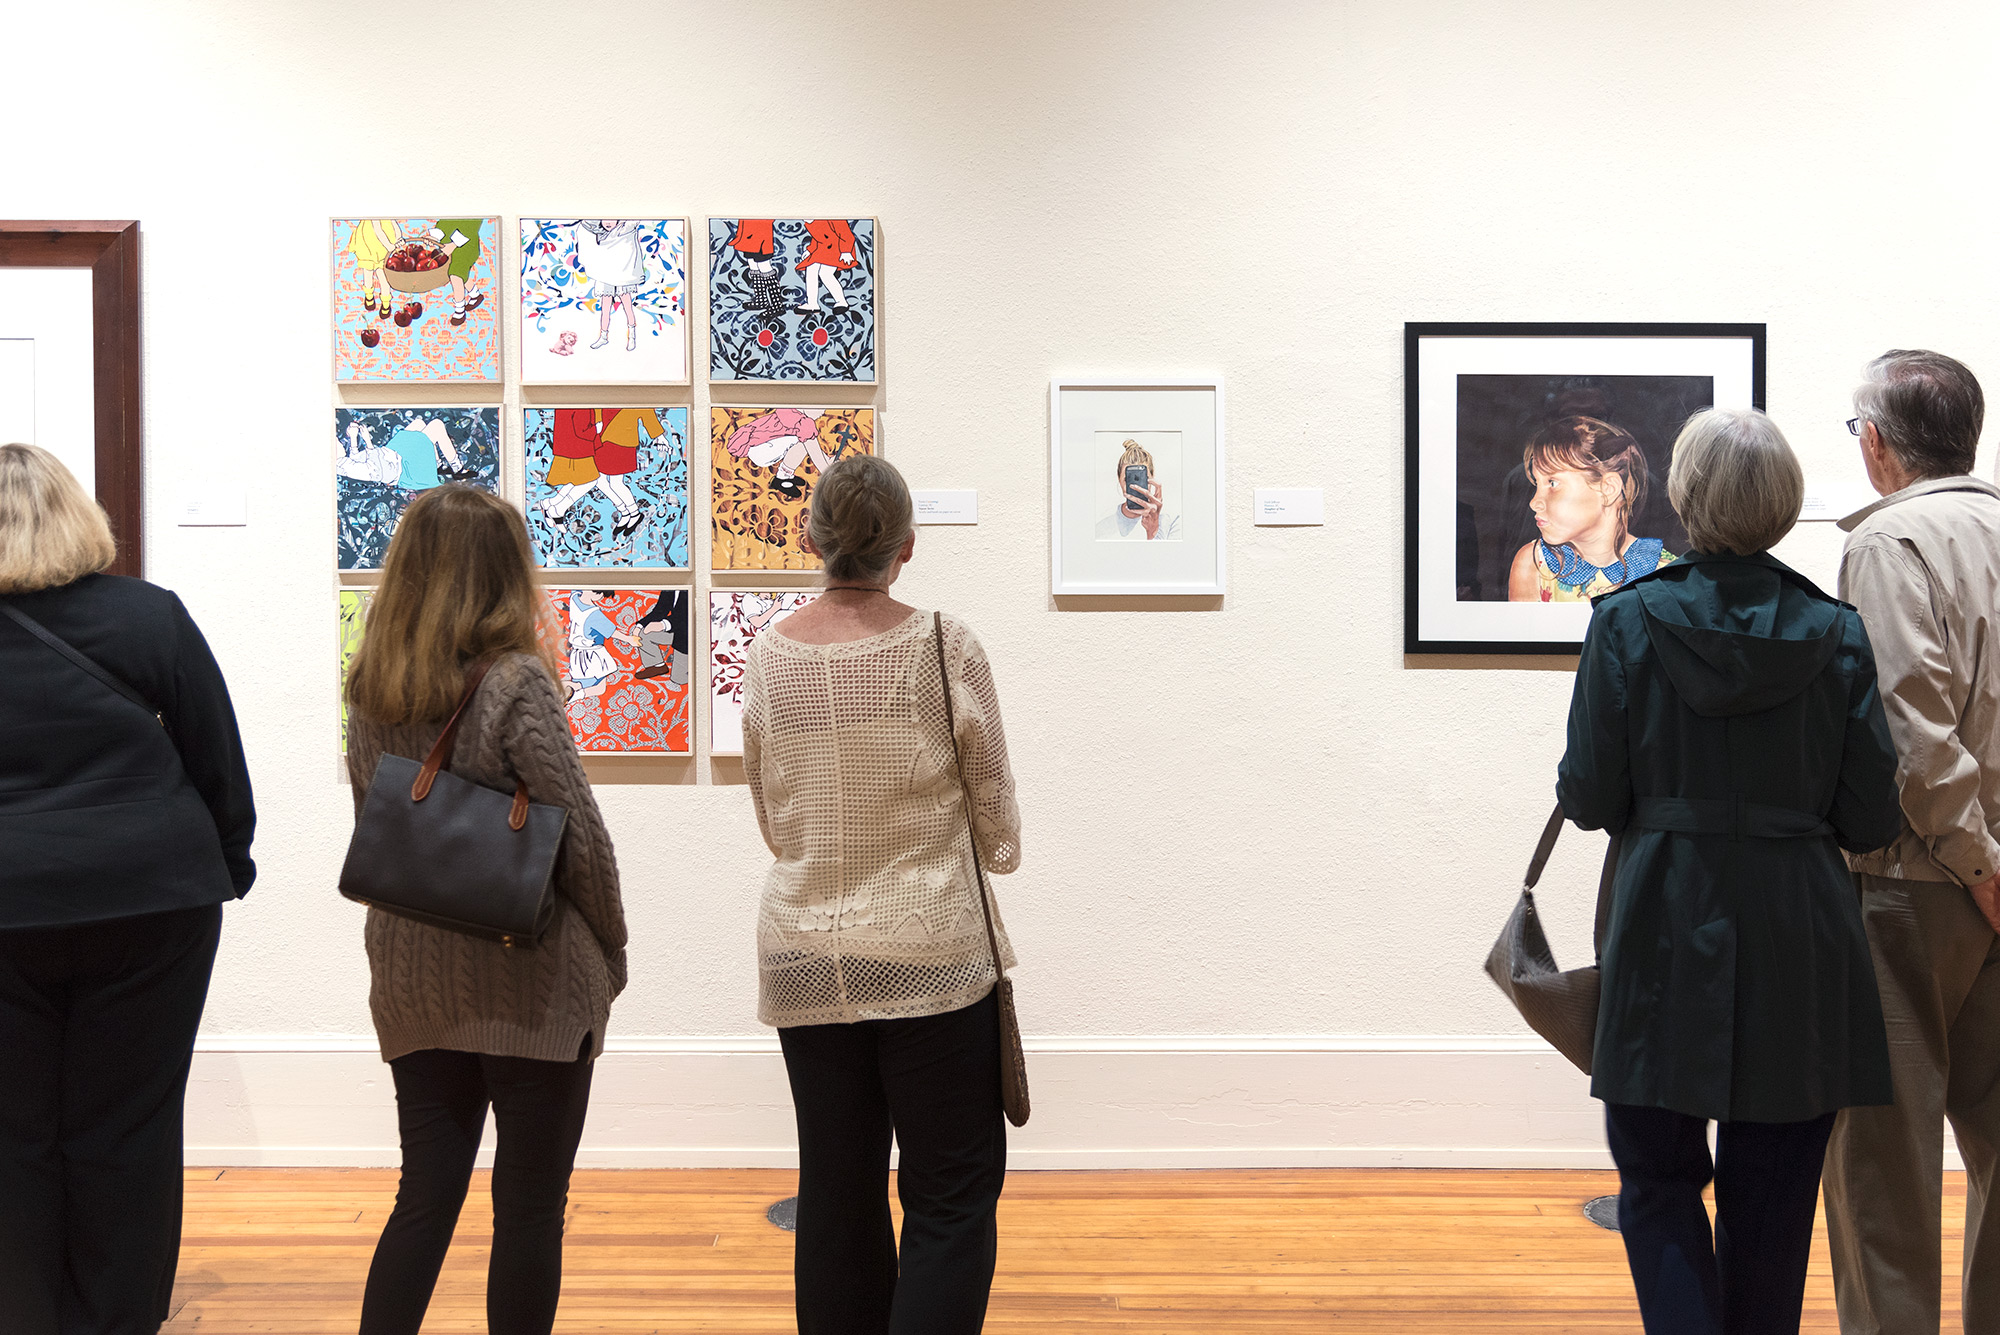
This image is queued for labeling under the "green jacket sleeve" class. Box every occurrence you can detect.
[1556,607,1631,834]
[1827,611,1906,855]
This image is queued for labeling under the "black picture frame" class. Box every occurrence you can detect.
[1404,321,1767,656]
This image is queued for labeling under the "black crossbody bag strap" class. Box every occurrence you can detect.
[1525,802,1623,959]
[0,602,169,731]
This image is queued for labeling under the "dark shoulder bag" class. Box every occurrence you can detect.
[339,660,567,948]
[1483,804,1620,1075]
[932,611,1031,1127]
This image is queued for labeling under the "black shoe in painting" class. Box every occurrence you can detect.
[769,476,805,501]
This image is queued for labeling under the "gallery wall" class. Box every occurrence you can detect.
[11,0,2000,1166]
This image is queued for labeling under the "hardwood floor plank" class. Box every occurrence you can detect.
[162,1168,1969,1332]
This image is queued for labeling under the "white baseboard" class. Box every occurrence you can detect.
[186,1034,1626,1169]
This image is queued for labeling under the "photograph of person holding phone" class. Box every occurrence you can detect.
[1096,437,1181,541]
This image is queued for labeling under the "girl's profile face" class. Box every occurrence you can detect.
[1529,467,1616,547]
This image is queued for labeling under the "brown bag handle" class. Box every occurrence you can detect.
[409,659,531,831]
[1525,801,1623,958]
[933,612,1008,983]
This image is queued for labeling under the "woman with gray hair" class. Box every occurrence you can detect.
[1554,408,1904,1333]
[740,453,1023,1334]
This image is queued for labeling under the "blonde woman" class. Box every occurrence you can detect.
[345,485,625,1335]
[742,454,1023,1334]
[0,444,255,1332]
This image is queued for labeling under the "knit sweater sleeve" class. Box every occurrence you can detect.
[497,658,629,994]
[742,640,779,857]
[947,617,1022,874]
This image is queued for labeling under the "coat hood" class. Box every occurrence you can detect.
[1626,554,1843,718]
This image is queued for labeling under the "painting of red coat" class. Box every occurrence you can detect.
[708,218,876,383]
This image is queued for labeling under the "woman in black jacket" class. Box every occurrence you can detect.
[1557,410,1902,1334]
[0,443,256,1334]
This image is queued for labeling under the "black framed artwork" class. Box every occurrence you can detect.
[1404,322,1766,655]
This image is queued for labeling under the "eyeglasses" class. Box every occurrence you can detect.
[1846,417,1863,436]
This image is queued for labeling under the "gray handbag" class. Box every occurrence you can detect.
[1484,805,1620,1075]
[339,660,568,948]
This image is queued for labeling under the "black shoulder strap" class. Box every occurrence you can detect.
[0,602,166,728]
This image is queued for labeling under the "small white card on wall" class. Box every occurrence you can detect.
[1253,487,1324,526]
[914,490,978,524]
[177,490,247,527]
[1799,483,1875,523]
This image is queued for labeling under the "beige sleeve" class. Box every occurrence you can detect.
[947,618,1023,874]
[1841,534,2000,884]
[498,661,629,993]
[741,642,780,858]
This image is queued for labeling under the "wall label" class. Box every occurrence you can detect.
[914,489,979,524]
[1253,487,1324,526]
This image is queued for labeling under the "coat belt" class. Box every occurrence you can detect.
[1630,796,1834,840]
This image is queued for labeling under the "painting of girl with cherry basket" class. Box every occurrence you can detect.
[332,216,499,384]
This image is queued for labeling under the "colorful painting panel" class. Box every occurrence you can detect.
[332,218,501,383]
[707,218,877,383]
[520,219,689,384]
[335,407,501,571]
[554,588,692,754]
[708,591,816,755]
[710,406,875,570]
[525,407,689,570]
[338,589,372,754]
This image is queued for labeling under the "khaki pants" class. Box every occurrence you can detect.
[1824,873,2000,1333]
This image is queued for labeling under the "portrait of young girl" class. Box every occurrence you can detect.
[1506,415,1677,602]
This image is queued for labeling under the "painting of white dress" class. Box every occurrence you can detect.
[520,219,689,384]
[709,590,815,754]
[1095,431,1182,543]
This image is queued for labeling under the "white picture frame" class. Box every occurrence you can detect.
[1049,378,1226,597]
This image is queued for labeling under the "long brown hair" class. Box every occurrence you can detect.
[1522,416,1650,523]
[346,486,561,726]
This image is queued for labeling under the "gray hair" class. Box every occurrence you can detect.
[807,454,913,585]
[1666,408,1804,556]
[1854,349,1983,479]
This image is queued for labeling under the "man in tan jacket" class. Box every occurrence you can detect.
[1823,349,2000,1334]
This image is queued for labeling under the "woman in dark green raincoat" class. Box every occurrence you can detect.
[1556,408,1903,1335]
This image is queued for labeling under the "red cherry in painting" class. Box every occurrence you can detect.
[811,328,829,347]
[360,328,380,347]
[394,310,411,328]
[756,328,774,348]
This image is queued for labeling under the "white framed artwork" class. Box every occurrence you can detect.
[0,267,96,492]
[708,590,816,755]
[519,218,691,385]
[1049,378,1226,596]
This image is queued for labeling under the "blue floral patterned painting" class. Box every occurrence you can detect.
[520,219,688,384]
[708,218,876,383]
[524,407,689,570]
[334,407,500,571]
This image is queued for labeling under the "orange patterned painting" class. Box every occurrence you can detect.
[553,588,691,754]
[709,406,875,570]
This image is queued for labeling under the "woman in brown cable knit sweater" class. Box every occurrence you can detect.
[343,485,626,1335]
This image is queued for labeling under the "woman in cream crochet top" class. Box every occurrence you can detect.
[742,453,1022,1333]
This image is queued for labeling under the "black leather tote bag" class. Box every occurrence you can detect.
[1483,805,1620,1075]
[339,661,567,947]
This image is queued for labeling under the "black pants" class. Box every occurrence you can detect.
[0,903,223,1335]
[1606,1102,1837,1335]
[778,990,1008,1335]
[357,1039,596,1335]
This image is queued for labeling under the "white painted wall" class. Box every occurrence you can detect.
[9,0,1997,1165]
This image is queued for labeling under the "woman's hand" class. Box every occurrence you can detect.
[1970,874,2000,935]
[1123,482,1165,540]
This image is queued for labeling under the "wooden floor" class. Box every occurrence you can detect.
[165,1167,1967,1332]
